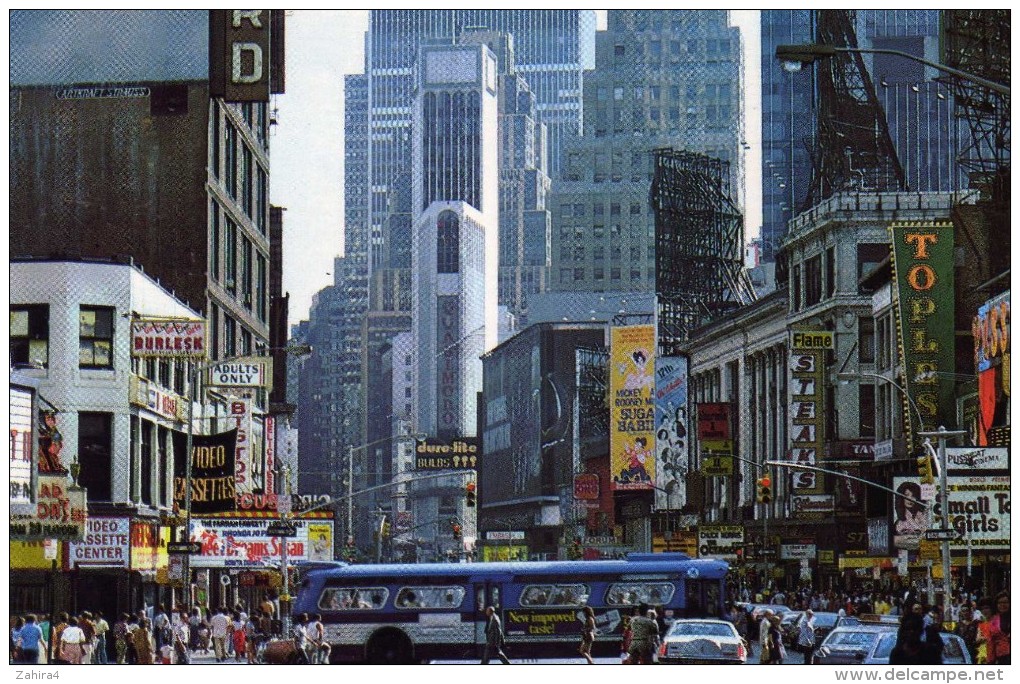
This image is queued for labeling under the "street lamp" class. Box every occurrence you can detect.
[775,44,1010,97]
[180,344,311,612]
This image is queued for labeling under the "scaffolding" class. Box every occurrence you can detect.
[941,10,1010,282]
[576,346,610,444]
[805,10,906,209]
[651,149,754,354]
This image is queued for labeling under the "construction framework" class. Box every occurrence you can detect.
[576,346,610,445]
[651,149,754,354]
[806,10,906,208]
[941,10,1011,278]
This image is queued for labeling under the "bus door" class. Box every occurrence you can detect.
[684,577,722,618]
[473,581,504,649]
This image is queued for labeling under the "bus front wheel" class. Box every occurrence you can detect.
[366,628,413,665]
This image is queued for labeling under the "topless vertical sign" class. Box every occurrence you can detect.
[890,221,956,447]
[610,325,655,491]
[788,329,831,497]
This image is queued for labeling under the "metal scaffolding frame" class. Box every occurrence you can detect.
[942,10,1010,280]
[576,346,610,443]
[806,10,906,208]
[650,149,754,354]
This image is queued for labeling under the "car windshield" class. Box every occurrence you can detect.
[827,631,881,648]
[668,622,736,638]
[874,633,897,659]
[941,635,965,660]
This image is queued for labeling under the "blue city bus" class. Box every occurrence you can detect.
[292,552,729,664]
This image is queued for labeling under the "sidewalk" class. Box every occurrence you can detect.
[188,650,252,665]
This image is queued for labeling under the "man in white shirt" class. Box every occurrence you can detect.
[210,607,230,663]
[758,609,774,663]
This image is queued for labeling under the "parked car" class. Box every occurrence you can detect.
[789,611,840,649]
[658,619,747,665]
[813,625,971,665]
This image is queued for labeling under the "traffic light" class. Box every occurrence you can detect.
[465,481,476,507]
[451,521,462,540]
[756,476,772,504]
[917,454,934,484]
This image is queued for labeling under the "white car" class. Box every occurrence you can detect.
[657,619,747,665]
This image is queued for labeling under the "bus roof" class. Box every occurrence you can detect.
[299,553,728,584]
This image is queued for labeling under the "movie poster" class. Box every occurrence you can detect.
[610,325,655,491]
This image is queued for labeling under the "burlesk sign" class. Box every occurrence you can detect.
[131,319,206,359]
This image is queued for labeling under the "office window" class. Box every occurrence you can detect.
[805,255,822,306]
[792,265,802,311]
[256,253,268,322]
[10,304,49,367]
[630,203,641,215]
[211,102,220,179]
[611,267,621,280]
[158,359,171,388]
[224,316,237,357]
[241,237,254,309]
[140,419,153,505]
[825,247,836,297]
[242,146,253,217]
[610,203,621,216]
[437,211,460,273]
[574,267,585,280]
[859,385,876,438]
[225,121,238,199]
[614,44,625,57]
[80,412,113,502]
[158,426,170,507]
[859,317,876,364]
[241,328,253,355]
[79,306,114,369]
[857,243,889,294]
[256,166,268,234]
[613,87,623,101]
[210,200,221,280]
[225,219,238,293]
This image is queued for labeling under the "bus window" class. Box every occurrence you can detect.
[319,587,389,611]
[521,584,589,606]
[395,586,467,610]
[605,582,675,607]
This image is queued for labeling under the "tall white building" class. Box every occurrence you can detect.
[411,43,500,439]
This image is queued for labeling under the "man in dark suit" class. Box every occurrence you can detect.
[482,606,511,664]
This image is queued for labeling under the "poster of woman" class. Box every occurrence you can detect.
[892,478,929,550]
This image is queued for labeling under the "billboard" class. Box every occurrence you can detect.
[172,429,238,514]
[654,355,688,509]
[415,436,479,470]
[788,329,831,496]
[972,292,1010,446]
[893,475,1010,551]
[698,524,743,559]
[131,319,206,359]
[9,476,87,540]
[610,325,655,491]
[188,517,331,568]
[889,221,956,441]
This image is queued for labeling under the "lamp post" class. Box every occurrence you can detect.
[181,344,311,613]
[775,44,1010,97]
[918,427,967,626]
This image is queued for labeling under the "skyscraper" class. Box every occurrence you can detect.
[548,10,743,297]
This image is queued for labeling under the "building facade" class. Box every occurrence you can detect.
[550,10,743,299]
[10,259,201,620]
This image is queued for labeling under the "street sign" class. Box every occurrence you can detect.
[167,542,202,554]
[266,522,298,538]
[701,454,734,477]
[923,528,957,542]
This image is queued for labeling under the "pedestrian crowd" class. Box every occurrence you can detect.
[723,584,1010,666]
[9,598,284,665]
